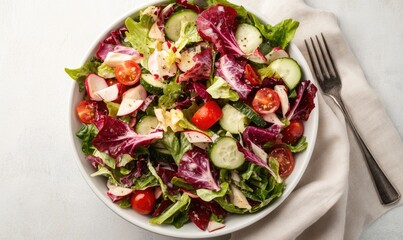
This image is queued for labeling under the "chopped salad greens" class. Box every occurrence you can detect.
[66,0,317,232]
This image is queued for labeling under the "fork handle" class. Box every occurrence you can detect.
[330,95,401,205]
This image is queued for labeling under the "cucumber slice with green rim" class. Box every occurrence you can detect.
[135,115,159,135]
[232,102,266,128]
[219,104,249,134]
[209,137,245,170]
[140,74,166,95]
[235,23,263,54]
[165,10,198,41]
[268,57,302,90]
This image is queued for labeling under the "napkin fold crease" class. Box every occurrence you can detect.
[229,0,403,239]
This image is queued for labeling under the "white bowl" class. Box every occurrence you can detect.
[69,1,319,238]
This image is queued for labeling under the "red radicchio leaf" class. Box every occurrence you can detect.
[176,0,203,13]
[157,4,175,33]
[186,81,212,103]
[215,54,252,99]
[152,199,173,217]
[242,125,281,147]
[139,95,156,112]
[92,115,163,159]
[85,155,104,169]
[177,148,220,191]
[286,80,317,121]
[196,5,244,57]
[237,142,270,170]
[188,199,212,231]
[178,47,213,82]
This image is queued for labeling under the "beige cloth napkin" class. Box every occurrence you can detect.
[228,0,403,239]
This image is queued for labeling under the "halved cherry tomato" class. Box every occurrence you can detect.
[130,188,156,215]
[282,120,304,144]
[244,64,261,86]
[115,60,141,86]
[252,88,280,114]
[269,147,295,178]
[76,100,97,124]
[106,78,118,86]
[191,101,223,130]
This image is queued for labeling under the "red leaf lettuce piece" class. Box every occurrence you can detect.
[177,148,220,191]
[85,155,104,169]
[92,115,163,159]
[178,47,213,82]
[196,5,244,57]
[215,55,251,99]
[286,80,317,121]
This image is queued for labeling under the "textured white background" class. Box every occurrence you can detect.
[0,0,401,239]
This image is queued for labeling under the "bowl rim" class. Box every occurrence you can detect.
[68,0,319,238]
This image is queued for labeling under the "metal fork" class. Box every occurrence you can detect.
[304,33,400,205]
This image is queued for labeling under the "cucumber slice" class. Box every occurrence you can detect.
[219,104,249,134]
[165,10,198,41]
[232,102,266,128]
[209,137,245,170]
[135,115,159,135]
[235,23,263,54]
[140,74,166,95]
[268,58,302,90]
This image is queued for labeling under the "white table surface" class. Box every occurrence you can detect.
[0,0,402,239]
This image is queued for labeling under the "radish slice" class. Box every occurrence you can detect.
[193,142,209,151]
[207,221,225,232]
[106,186,134,202]
[154,187,162,199]
[274,85,290,117]
[117,99,144,116]
[94,84,120,102]
[262,112,285,127]
[123,85,147,101]
[265,47,289,63]
[85,74,108,101]
[183,130,212,143]
[104,52,142,67]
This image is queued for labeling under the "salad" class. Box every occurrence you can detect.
[66,0,317,232]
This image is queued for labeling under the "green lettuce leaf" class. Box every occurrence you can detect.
[97,63,115,79]
[133,171,159,190]
[158,79,183,109]
[196,182,229,202]
[283,136,308,153]
[175,21,202,53]
[160,129,193,165]
[125,17,153,55]
[90,165,119,185]
[206,76,240,101]
[75,124,98,155]
[206,0,248,17]
[149,193,191,224]
[105,101,120,117]
[65,57,101,92]
[93,149,116,169]
[248,14,299,49]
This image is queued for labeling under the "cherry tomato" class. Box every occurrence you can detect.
[191,101,223,130]
[76,100,97,124]
[130,188,156,215]
[269,147,295,178]
[244,64,261,86]
[282,120,304,144]
[106,78,118,86]
[115,60,141,86]
[252,88,280,114]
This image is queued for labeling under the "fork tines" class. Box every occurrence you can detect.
[304,33,339,83]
